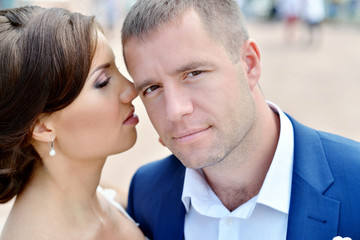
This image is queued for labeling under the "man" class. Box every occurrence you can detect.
[121,0,360,239]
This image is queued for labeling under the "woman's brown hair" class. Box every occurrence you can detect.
[0,6,99,203]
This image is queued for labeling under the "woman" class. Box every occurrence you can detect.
[0,6,145,239]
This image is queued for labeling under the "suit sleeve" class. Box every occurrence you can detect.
[126,171,138,221]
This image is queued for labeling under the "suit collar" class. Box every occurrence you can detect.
[286,115,339,239]
[289,115,334,193]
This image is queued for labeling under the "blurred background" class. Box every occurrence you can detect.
[1,0,360,232]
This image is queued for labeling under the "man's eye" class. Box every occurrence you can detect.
[143,85,160,95]
[187,71,202,77]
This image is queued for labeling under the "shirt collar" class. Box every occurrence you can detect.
[256,101,294,214]
[181,101,294,216]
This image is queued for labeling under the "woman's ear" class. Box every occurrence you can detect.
[32,114,56,143]
[241,39,261,90]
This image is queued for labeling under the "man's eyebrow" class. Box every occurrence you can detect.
[135,78,155,93]
[89,63,111,77]
[172,61,211,75]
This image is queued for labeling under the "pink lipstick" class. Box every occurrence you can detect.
[123,109,139,125]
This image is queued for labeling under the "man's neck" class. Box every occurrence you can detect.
[203,103,280,211]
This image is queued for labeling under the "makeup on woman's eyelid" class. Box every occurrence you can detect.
[94,72,111,89]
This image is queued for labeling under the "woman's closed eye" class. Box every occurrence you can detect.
[95,72,111,89]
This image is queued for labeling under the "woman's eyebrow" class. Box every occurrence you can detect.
[89,63,111,77]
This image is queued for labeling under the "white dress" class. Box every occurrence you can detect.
[97,186,150,240]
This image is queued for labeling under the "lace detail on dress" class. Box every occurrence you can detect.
[97,186,138,226]
[97,186,150,240]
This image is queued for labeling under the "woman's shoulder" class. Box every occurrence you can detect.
[0,200,52,240]
[97,186,148,240]
[97,186,138,224]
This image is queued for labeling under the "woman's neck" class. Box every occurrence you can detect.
[3,156,145,240]
[14,156,107,232]
[38,156,103,200]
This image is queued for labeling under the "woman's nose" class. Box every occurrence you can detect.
[120,79,138,103]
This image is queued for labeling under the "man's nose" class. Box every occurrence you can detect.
[164,86,193,121]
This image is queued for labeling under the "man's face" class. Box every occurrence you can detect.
[124,10,256,169]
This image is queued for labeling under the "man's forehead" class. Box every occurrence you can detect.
[124,8,202,44]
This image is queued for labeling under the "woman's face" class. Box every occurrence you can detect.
[52,33,139,161]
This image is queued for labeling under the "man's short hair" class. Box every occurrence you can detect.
[122,0,249,62]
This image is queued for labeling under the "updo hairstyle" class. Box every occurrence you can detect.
[0,6,99,203]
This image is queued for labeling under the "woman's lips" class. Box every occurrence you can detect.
[123,109,139,125]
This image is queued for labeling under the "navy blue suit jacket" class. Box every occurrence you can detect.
[127,116,360,239]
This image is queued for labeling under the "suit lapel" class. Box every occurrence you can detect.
[154,157,186,240]
[154,190,186,240]
[287,174,340,239]
[286,116,340,239]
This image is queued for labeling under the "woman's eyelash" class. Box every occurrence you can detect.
[95,76,111,89]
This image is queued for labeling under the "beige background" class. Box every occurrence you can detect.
[1,0,360,231]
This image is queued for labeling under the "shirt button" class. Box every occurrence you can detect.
[225,217,234,226]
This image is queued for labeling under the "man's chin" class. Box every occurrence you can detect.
[175,153,220,169]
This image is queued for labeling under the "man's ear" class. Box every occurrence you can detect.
[241,39,261,90]
[158,137,166,147]
[32,114,56,143]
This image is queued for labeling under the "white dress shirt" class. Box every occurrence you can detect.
[181,102,294,240]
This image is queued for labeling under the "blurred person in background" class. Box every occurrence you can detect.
[0,0,15,9]
[348,0,359,19]
[0,6,146,240]
[104,0,116,30]
[329,0,344,19]
[277,0,302,42]
[268,0,280,20]
[236,0,244,8]
[121,0,360,239]
[126,0,136,11]
[301,0,326,46]
[91,0,117,32]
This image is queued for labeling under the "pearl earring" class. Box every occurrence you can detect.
[49,139,56,157]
